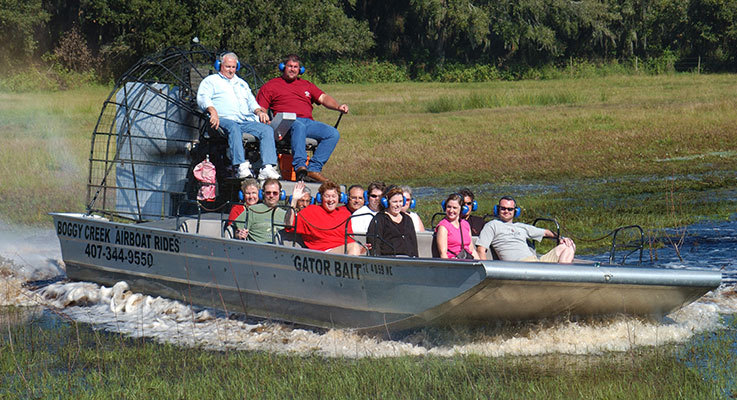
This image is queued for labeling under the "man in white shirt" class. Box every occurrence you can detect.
[197,52,280,180]
[351,181,385,234]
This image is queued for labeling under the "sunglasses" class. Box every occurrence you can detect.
[263,191,280,196]
[369,194,381,198]
[498,206,516,212]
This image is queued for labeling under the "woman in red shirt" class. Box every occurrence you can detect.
[291,181,364,255]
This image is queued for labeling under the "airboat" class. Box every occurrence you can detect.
[52,47,722,333]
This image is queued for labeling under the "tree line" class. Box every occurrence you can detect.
[2,0,736,82]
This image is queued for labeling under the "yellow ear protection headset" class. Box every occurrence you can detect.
[441,194,470,216]
[214,52,241,72]
[493,196,521,217]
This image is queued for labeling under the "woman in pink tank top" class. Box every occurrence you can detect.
[435,193,479,259]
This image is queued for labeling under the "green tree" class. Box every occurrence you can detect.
[687,0,737,66]
[194,0,374,70]
[0,0,49,68]
[80,0,195,76]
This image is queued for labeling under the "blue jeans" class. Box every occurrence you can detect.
[219,118,277,166]
[290,118,340,172]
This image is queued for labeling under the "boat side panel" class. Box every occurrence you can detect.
[53,214,487,330]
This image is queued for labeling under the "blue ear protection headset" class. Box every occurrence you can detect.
[214,54,241,72]
[315,192,347,204]
[380,195,407,209]
[258,189,286,201]
[288,195,315,205]
[278,62,305,75]
[407,198,416,209]
[239,189,286,202]
[441,196,470,217]
[467,200,478,212]
[493,204,521,218]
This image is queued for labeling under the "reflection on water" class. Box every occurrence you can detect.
[1,218,737,358]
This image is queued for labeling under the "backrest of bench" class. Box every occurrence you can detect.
[176,218,223,238]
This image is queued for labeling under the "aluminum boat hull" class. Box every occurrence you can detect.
[52,213,722,332]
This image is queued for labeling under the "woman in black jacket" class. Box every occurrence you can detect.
[366,187,418,257]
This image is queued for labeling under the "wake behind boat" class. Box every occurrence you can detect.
[53,47,722,333]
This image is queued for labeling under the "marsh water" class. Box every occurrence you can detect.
[2,215,736,358]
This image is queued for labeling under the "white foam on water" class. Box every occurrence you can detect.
[3,224,737,358]
[0,222,63,280]
[28,279,737,358]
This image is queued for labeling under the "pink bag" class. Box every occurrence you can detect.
[193,156,216,201]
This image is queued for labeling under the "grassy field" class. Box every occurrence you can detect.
[1,75,737,397]
[1,75,735,253]
[1,308,734,399]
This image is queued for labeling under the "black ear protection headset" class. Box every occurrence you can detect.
[441,194,470,216]
[493,196,521,218]
[214,52,241,72]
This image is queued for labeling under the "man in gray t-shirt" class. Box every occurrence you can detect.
[475,196,576,263]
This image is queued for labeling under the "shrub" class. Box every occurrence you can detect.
[312,60,410,84]
[643,50,677,74]
[50,27,100,73]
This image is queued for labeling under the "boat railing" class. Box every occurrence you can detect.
[530,217,562,249]
[608,225,644,265]
[271,205,299,245]
[430,212,446,229]
[344,213,372,254]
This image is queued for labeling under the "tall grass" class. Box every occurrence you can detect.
[426,91,583,113]
[0,86,109,225]
[1,310,734,398]
[318,74,737,185]
[2,74,737,230]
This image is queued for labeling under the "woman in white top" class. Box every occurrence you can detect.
[400,186,425,232]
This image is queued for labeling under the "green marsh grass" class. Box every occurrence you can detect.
[317,74,737,185]
[1,75,737,238]
[0,86,109,225]
[1,311,734,398]
[2,75,737,398]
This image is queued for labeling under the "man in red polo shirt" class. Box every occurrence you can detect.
[256,54,349,183]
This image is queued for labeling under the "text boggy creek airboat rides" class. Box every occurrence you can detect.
[51,47,721,333]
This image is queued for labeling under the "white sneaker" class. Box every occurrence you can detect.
[258,164,281,180]
[237,162,252,178]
